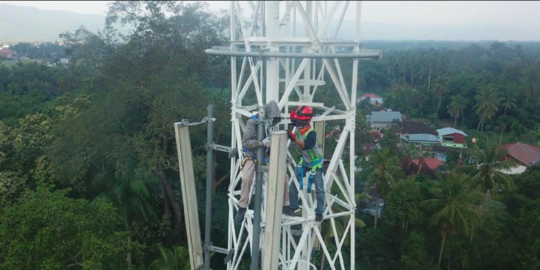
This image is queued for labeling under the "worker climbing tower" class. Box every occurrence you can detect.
[204,2,381,270]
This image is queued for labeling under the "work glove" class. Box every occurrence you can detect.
[262,137,271,147]
[287,130,296,142]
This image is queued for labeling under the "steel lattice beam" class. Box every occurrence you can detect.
[205,2,381,270]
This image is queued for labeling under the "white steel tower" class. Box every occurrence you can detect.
[206,2,381,270]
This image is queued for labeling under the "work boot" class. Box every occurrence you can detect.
[235,207,247,223]
[283,206,296,217]
[287,205,299,212]
[315,213,323,222]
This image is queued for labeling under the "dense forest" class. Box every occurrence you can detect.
[1,2,540,270]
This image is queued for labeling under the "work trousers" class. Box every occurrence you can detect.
[239,159,290,209]
[289,167,325,215]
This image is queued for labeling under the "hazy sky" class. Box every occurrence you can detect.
[1,1,539,40]
[1,1,538,25]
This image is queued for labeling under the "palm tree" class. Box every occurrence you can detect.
[447,95,466,127]
[93,161,156,266]
[319,188,367,270]
[500,87,517,116]
[474,85,501,132]
[458,96,470,127]
[433,77,450,117]
[462,138,516,201]
[412,87,427,117]
[151,245,191,270]
[422,172,484,267]
[499,87,517,144]
[523,68,539,103]
[533,129,540,146]
[365,150,401,228]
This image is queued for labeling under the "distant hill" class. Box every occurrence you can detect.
[0,4,105,43]
[1,3,538,44]
[293,20,540,42]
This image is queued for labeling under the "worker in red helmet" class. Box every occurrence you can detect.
[285,106,325,222]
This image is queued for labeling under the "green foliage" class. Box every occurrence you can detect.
[383,177,425,229]
[423,173,484,236]
[467,203,516,270]
[514,167,540,199]
[447,94,467,127]
[379,127,402,157]
[0,186,135,269]
[1,3,540,267]
[400,232,436,270]
[11,42,66,60]
[463,138,516,197]
[1,2,229,268]
[0,171,26,209]
[514,206,540,269]
[365,150,401,200]
[422,172,484,266]
[474,85,502,131]
[364,149,402,228]
[357,227,396,267]
[150,245,190,270]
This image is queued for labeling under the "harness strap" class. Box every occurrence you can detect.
[297,128,323,171]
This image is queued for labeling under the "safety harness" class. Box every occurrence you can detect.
[296,127,323,193]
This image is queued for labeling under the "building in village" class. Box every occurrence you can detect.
[436,127,468,148]
[366,111,402,130]
[358,93,383,106]
[359,143,380,161]
[499,142,540,175]
[399,120,437,135]
[401,157,444,178]
[396,122,468,162]
[400,133,440,146]
[432,145,450,162]
[0,48,16,59]
[370,130,382,142]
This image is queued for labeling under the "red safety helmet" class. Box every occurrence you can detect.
[289,110,297,121]
[295,106,313,121]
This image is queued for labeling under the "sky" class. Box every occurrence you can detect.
[2,1,539,26]
[1,1,539,40]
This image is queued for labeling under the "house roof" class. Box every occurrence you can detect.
[400,121,436,135]
[501,142,540,166]
[370,131,382,140]
[367,111,402,123]
[401,157,438,178]
[432,145,449,153]
[359,93,382,99]
[0,48,15,55]
[361,143,378,156]
[407,134,440,143]
[412,158,443,171]
[436,127,468,137]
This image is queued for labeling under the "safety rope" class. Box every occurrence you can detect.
[177,117,216,127]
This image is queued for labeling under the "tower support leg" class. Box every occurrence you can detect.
[174,123,204,270]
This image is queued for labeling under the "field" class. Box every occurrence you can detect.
[0,59,41,68]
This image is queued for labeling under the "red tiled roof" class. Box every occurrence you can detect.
[359,93,382,99]
[501,142,540,166]
[370,130,382,140]
[412,158,443,171]
[0,48,15,54]
[361,143,377,156]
